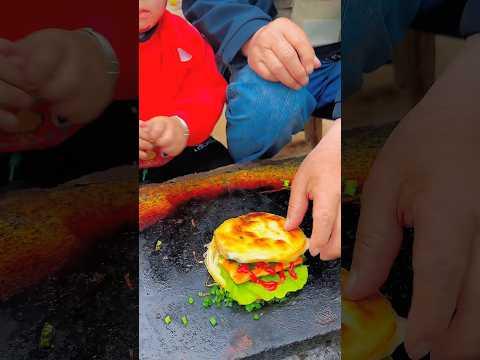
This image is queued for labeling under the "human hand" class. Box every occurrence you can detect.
[285,119,341,260]
[344,34,480,360]
[242,18,320,90]
[143,116,189,158]
[139,120,155,160]
[2,28,116,126]
[0,39,37,133]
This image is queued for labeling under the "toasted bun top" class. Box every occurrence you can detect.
[213,212,308,263]
[341,269,405,360]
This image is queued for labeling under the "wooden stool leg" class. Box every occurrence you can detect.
[304,118,335,148]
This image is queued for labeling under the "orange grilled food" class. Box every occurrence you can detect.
[220,257,303,284]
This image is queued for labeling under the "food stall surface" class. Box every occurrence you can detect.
[140,186,341,360]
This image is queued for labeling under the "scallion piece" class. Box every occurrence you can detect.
[209,316,217,327]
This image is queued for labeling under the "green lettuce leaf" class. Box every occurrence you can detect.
[219,265,308,305]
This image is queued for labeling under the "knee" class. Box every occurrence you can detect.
[226,65,316,162]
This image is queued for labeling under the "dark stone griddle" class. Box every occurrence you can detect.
[140,189,341,360]
[0,228,139,360]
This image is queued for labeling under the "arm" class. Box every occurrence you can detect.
[175,38,227,146]
[182,0,274,66]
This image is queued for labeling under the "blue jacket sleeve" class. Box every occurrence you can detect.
[182,0,276,67]
[460,0,480,37]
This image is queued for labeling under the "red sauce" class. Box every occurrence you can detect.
[237,263,279,291]
[288,262,298,280]
[237,264,250,273]
[255,279,278,291]
[255,262,276,275]
[236,260,299,291]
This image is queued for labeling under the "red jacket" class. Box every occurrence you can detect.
[139,11,227,168]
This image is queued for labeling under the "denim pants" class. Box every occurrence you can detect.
[342,0,422,96]
[226,56,341,163]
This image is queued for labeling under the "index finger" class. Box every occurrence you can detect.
[0,39,14,55]
[271,36,308,86]
[0,56,29,89]
[285,170,309,231]
[282,27,316,75]
[344,162,403,300]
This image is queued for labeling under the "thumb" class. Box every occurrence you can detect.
[0,39,14,55]
[285,171,309,231]
[344,167,403,300]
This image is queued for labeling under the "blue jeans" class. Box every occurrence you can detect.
[342,0,423,96]
[226,57,340,163]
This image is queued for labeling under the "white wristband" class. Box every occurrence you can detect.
[174,115,190,138]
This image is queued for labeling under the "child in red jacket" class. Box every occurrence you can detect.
[139,0,230,177]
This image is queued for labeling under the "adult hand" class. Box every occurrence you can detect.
[285,119,341,260]
[242,18,320,90]
[139,120,154,160]
[344,34,480,360]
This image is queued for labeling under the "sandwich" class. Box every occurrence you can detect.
[204,212,309,305]
[341,269,405,360]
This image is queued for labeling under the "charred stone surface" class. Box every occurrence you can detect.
[140,189,341,360]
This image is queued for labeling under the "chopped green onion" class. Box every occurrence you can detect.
[202,297,213,309]
[283,179,290,188]
[155,240,162,252]
[209,316,217,327]
[187,296,194,305]
[181,315,189,326]
[252,314,260,320]
[142,169,149,182]
[39,322,55,349]
[164,315,172,325]
[245,301,263,312]
[344,179,358,196]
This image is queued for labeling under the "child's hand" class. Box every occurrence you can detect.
[4,29,117,125]
[144,116,188,157]
[285,119,341,260]
[139,120,154,160]
[242,18,320,90]
[0,39,36,133]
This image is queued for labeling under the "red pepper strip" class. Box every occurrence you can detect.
[278,271,286,283]
[237,264,250,273]
[288,262,298,280]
